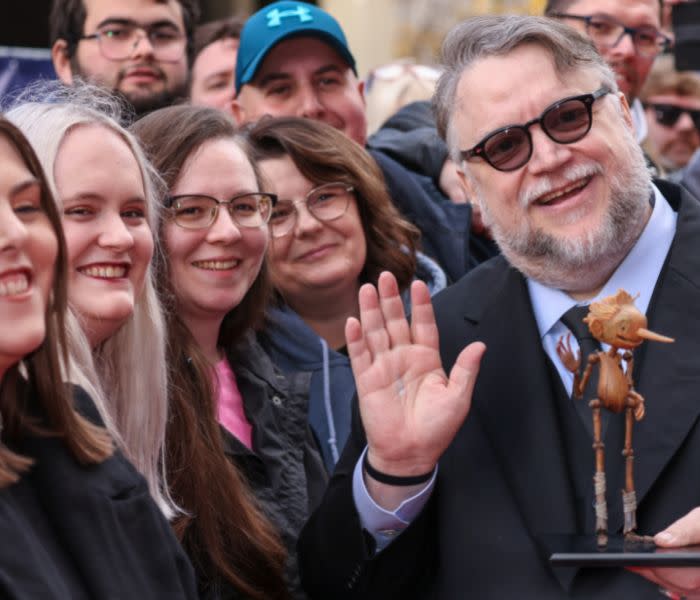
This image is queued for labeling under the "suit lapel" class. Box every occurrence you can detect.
[463,264,578,539]
[607,185,700,533]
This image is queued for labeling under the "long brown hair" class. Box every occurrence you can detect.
[130,105,287,600]
[0,117,112,487]
[245,116,420,292]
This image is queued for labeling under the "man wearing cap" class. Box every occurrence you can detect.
[231,0,471,283]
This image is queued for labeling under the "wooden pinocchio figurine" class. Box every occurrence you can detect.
[557,290,674,547]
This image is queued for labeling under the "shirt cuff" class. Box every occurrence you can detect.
[352,446,436,552]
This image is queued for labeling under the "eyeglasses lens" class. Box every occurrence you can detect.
[586,17,662,57]
[654,105,700,130]
[483,128,530,171]
[270,184,350,237]
[307,184,349,220]
[173,196,216,228]
[229,194,271,227]
[543,99,592,141]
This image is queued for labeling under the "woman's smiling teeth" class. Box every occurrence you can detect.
[0,272,30,297]
[535,177,590,206]
[80,265,128,278]
[193,259,239,271]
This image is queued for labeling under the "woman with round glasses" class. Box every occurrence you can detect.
[131,105,326,600]
[247,116,447,471]
[0,115,197,598]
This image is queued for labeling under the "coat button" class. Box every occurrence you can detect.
[272,395,283,406]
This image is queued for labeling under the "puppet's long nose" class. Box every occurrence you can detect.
[636,328,674,343]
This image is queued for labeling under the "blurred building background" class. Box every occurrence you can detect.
[1,0,545,97]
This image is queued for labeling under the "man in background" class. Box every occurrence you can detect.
[190,16,242,111]
[545,0,670,143]
[640,54,700,176]
[232,0,472,282]
[50,0,199,118]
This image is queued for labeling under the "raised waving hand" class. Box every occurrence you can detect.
[346,272,485,481]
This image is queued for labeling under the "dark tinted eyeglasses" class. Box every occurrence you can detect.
[550,13,671,57]
[645,103,700,131]
[460,86,611,172]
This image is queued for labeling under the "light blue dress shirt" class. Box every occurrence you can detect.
[353,184,676,552]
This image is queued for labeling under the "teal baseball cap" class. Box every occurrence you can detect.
[235,1,357,95]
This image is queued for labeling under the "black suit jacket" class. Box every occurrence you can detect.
[298,180,700,599]
[0,386,198,599]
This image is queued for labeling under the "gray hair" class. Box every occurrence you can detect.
[433,15,618,163]
[6,81,178,519]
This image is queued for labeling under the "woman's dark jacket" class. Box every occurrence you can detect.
[200,332,327,600]
[0,383,197,599]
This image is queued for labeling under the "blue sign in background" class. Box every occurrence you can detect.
[0,46,56,103]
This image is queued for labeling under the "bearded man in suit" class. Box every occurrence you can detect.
[298,14,700,600]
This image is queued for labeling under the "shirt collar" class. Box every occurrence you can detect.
[631,97,648,144]
[528,183,677,339]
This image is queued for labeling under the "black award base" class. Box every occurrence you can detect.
[542,534,700,567]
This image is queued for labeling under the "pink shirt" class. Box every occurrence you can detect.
[214,359,253,450]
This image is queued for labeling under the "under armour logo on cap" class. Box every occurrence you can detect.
[236,0,357,94]
[266,5,313,28]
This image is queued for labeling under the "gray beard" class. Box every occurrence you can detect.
[477,131,653,293]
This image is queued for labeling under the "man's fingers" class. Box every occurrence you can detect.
[358,282,390,359]
[656,507,700,547]
[448,342,486,402]
[629,565,700,598]
[346,316,372,380]
[378,271,411,348]
[409,280,439,350]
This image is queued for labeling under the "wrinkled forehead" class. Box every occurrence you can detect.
[452,45,598,147]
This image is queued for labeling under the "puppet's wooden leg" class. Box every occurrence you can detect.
[622,405,637,536]
[591,399,608,547]
[622,397,654,544]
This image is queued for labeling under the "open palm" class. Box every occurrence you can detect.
[346,272,485,476]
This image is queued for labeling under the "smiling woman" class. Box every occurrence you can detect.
[7,83,175,518]
[246,116,447,471]
[132,104,326,600]
[0,116,197,598]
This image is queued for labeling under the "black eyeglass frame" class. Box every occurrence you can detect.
[165,192,278,230]
[460,86,611,172]
[549,13,672,56]
[78,22,187,63]
[643,102,700,131]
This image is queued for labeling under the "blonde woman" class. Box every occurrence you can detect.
[8,86,175,517]
[0,115,196,598]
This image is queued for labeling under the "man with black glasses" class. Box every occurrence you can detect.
[545,0,669,143]
[298,14,700,600]
[371,0,668,198]
[640,54,700,176]
[50,0,199,118]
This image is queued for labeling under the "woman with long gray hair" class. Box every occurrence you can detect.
[7,84,176,518]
